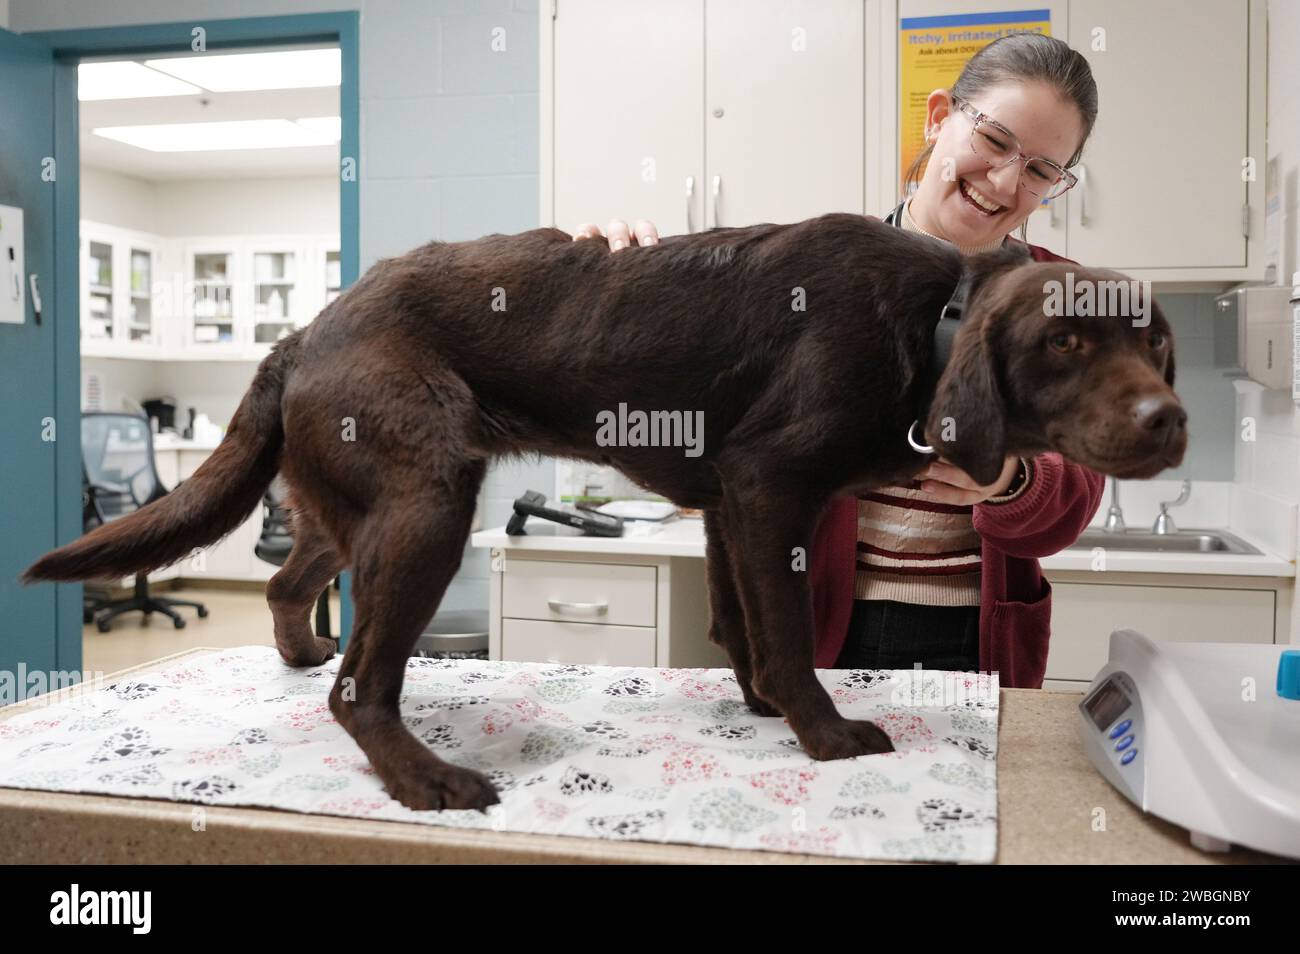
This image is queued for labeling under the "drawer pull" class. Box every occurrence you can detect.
[547,599,609,618]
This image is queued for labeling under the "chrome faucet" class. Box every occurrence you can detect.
[1103,477,1126,532]
[1152,480,1192,535]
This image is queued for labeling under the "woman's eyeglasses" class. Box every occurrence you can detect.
[950,95,1078,200]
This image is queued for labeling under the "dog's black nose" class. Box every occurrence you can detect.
[1132,395,1187,445]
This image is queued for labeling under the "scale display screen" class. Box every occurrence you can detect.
[1083,677,1130,730]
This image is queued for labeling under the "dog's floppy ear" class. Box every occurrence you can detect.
[924,316,1008,488]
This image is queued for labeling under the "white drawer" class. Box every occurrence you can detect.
[1047,582,1275,683]
[503,560,656,627]
[502,618,656,667]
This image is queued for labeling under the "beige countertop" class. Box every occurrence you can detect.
[0,648,1288,865]
[472,520,1296,578]
[472,517,708,559]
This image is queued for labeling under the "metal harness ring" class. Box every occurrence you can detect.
[907,420,935,455]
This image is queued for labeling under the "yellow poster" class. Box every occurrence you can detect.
[899,9,1051,195]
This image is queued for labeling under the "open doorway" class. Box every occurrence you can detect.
[73,42,345,672]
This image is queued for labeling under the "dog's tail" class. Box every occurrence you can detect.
[20,334,302,585]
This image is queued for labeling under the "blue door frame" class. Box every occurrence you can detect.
[27,12,362,660]
[0,28,66,683]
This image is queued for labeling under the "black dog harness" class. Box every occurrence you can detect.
[884,200,971,455]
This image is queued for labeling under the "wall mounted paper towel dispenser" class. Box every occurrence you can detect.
[1216,284,1293,393]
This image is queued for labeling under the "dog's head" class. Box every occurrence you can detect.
[923,254,1186,486]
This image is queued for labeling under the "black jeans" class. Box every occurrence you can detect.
[833,598,980,671]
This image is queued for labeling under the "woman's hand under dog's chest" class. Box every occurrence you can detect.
[914,455,1021,505]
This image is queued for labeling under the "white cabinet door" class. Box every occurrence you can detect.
[184,245,241,355]
[249,246,299,348]
[1067,0,1247,269]
[1046,582,1274,683]
[551,0,705,236]
[705,0,864,227]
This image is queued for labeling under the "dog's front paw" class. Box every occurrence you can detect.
[800,718,895,760]
[386,764,501,813]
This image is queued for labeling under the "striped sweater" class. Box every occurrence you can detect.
[855,481,983,606]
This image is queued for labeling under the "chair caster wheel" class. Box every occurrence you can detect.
[96,620,111,633]
[197,607,209,618]
[173,618,186,629]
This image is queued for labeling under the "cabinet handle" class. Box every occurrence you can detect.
[711,174,722,228]
[28,273,42,326]
[1075,163,1089,226]
[684,175,695,234]
[547,599,609,618]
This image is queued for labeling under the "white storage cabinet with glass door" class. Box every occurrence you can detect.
[172,236,340,581]
[180,235,338,360]
[80,222,164,358]
[81,229,340,360]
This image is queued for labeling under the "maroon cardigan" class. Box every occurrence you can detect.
[809,239,1105,687]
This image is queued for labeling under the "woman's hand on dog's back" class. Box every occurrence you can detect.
[570,219,659,250]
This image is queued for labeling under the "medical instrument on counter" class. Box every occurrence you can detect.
[505,489,624,537]
[1079,629,1300,859]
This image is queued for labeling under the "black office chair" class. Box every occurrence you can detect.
[254,475,333,638]
[81,411,209,632]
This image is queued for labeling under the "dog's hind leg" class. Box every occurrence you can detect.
[720,483,895,761]
[265,503,346,667]
[327,459,499,812]
[703,508,780,717]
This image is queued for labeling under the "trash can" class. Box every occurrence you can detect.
[412,608,490,660]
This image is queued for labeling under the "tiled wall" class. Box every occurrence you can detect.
[354,0,546,612]
[1151,292,1238,483]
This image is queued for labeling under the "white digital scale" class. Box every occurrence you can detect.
[1078,629,1300,859]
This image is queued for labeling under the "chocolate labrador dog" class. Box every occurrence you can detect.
[22,213,1185,811]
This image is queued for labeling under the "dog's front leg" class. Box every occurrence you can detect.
[720,491,895,760]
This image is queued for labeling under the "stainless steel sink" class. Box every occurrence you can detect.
[1070,528,1262,555]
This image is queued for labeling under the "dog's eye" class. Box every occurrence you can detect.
[1048,333,1077,353]
[1148,331,1166,348]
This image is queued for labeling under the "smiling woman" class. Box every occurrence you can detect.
[901,35,1095,251]
[822,34,1103,684]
